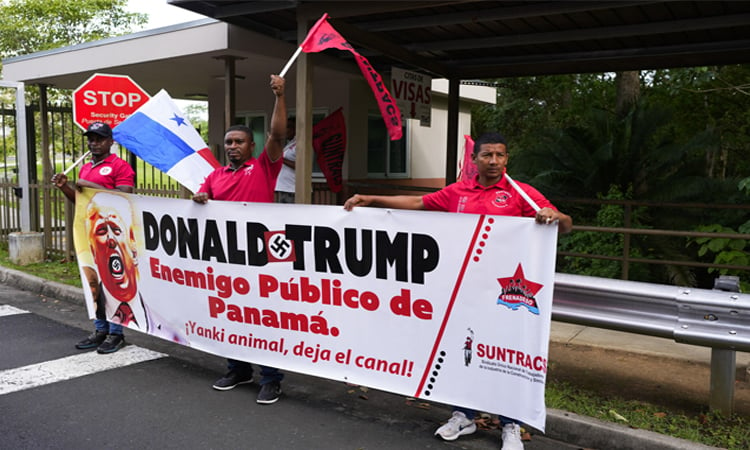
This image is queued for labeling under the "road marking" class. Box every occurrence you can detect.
[0,305,29,317]
[0,346,166,395]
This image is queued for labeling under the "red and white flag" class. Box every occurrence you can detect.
[300,14,402,141]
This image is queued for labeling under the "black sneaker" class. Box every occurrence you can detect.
[256,381,282,404]
[75,330,108,349]
[212,371,253,391]
[96,334,125,354]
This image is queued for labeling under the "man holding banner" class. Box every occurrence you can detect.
[192,74,288,405]
[51,122,135,354]
[344,132,572,450]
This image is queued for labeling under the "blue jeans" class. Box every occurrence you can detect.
[454,406,520,426]
[228,359,284,385]
[94,318,123,335]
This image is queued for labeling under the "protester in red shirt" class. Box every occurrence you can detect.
[344,131,572,450]
[51,121,135,354]
[192,74,288,405]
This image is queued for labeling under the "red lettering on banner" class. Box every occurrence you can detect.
[150,257,250,298]
[476,343,547,373]
[389,289,433,320]
[207,296,340,337]
[258,274,381,312]
[355,355,414,377]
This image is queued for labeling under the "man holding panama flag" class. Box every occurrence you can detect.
[113,90,221,193]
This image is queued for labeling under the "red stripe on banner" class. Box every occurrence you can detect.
[197,147,221,168]
[413,215,486,398]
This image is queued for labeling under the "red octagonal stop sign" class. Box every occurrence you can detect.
[73,73,150,131]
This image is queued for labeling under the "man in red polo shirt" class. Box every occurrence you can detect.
[344,131,572,450]
[192,74,287,405]
[51,121,135,354]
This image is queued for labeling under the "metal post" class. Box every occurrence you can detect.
[445,78,459,184]
[40,85,52,250]
[1,81,30,231]
[709,348,736,415]
[708,275,740,415]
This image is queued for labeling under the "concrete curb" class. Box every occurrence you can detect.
[0,264,723,450]
[547,409,720,450]
[0,265,84,305]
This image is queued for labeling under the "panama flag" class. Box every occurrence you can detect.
[112,89,220,193]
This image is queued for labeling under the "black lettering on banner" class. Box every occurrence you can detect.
[226,221,246,265]
[201,220,226,263]
[246,222,269,266]
[158,215,177,255]
[376,231,408,282]
[143,211,159,250]
[177,217,200,259]
[344,228,372,277]
[142,212,440,284]
[411,234,439,284]
[286,224,312,270]
[314,226,344,274]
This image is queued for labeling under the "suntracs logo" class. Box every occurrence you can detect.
[492,189,513,209]
[496,263,542,315]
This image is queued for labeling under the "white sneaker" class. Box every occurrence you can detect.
[434,411,477,441]
[501,423,524,450]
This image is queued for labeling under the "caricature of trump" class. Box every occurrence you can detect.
[83,191,187,343]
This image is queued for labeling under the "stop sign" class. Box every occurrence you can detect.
[73,73,150,131]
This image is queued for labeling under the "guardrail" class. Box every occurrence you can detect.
[552,273,749,415]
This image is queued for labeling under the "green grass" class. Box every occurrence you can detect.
[0,243,748,449]
[0,243,82,288]
[546,379,750,449]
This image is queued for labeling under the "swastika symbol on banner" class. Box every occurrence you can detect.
[269,234,291,258]
[264,230,296,263]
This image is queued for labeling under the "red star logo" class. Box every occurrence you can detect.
[496,264,543,314]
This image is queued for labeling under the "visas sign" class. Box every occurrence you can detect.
[391,67,432,127]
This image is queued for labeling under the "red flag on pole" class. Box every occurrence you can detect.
[312,108,347,192]
[458,135,478,182]
[300,14,402,141]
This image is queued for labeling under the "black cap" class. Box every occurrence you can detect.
[83,122,113,138]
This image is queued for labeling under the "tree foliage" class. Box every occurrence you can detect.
[0,0,146,60]
[472,66,750,286]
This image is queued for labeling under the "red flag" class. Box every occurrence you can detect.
[301,14,402,141]
[458,135,478,182]
[313,108,346,192]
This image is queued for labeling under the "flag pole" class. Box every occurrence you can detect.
[62,151,90,175]
[279,46,303,78]
[504,172,541,212]
[279,13,329,77]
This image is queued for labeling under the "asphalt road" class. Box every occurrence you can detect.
[0,282,579,450]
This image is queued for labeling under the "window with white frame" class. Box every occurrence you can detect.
[367,113,408,178]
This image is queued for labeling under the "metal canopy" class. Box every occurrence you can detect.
[169,1,750,79]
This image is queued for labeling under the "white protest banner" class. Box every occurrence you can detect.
[73,188,558,430]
